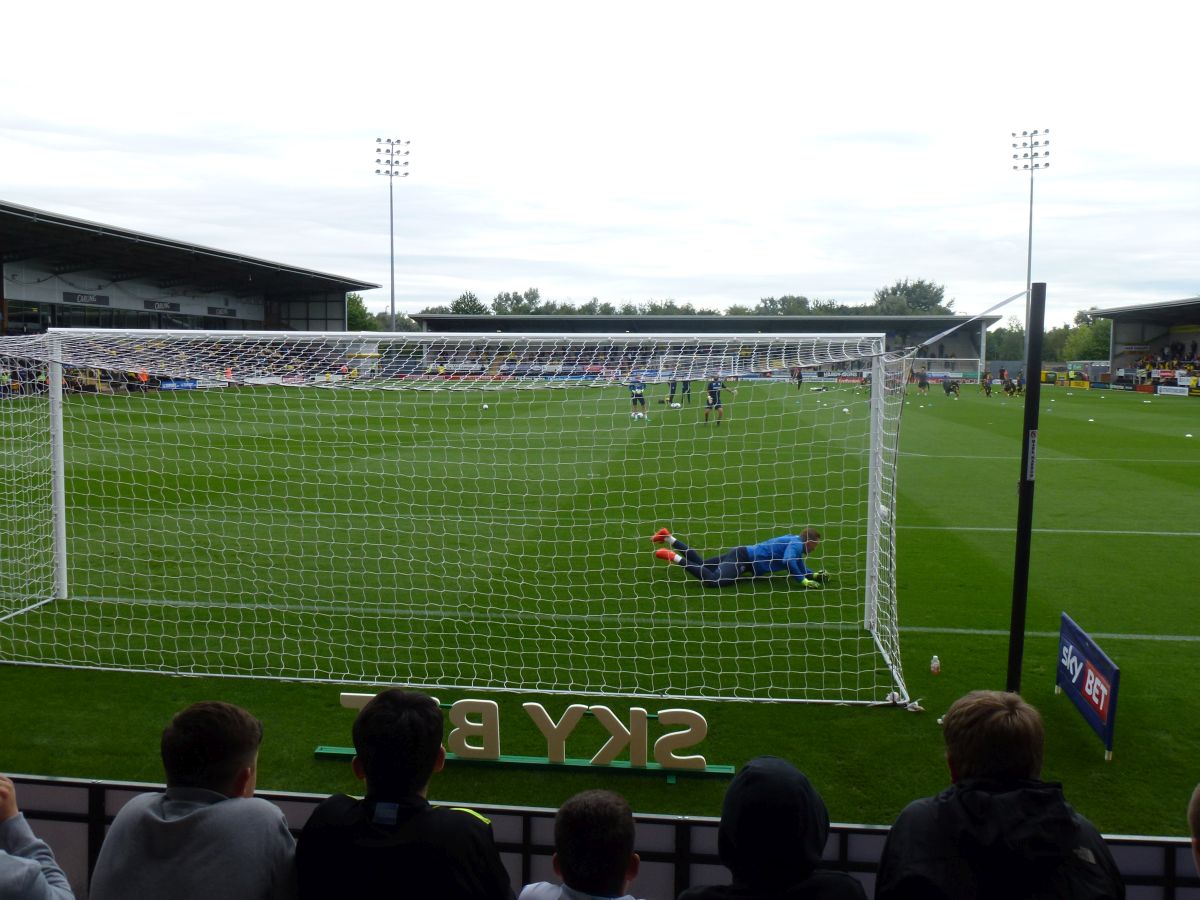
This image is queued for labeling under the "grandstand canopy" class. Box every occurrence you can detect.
[1,200,378,334]
[411,312,1001,355]
[1095,297,1200,327]
[1095,297,1200,369]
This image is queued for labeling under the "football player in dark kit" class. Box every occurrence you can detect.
[702,376,733,425]
[628,375,647,419]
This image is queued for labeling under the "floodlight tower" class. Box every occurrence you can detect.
[375,138,410,331]
[1011,128,1050,323]
[1006,126,1050,696]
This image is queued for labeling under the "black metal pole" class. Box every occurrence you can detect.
[1007,282,1047,693]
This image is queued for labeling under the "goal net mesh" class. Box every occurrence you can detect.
[0,330,910,703]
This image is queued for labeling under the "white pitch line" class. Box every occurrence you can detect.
[30,596,1200,644]
[901,452,1200,465]
[902,625,1200,643]
[61,508,1200,539]
[898,524,1200,538]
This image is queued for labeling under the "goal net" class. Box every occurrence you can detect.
[0,329,910,704]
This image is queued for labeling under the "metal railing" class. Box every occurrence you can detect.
[11,774,1200,899]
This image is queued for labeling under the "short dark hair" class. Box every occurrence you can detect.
[555,790,635,896]
[161,701,263,793]
[800,527,821,543]
[352,689,443,796]
[942,690,1044,781]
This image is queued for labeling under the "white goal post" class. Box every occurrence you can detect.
[0,328,911,704]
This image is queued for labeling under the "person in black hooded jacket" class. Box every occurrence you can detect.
[678,756,866,900]
[875,690,1124,900]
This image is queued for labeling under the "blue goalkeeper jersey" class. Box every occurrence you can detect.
[629,379,646,398]
[743,535,815,581]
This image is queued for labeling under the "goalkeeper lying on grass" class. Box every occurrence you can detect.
[651,527,828,588]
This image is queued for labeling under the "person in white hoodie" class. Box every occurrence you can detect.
[520,790,643,900]
[0,774,74,900]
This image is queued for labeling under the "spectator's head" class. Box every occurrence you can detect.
[160,701,263,797]
[942,690,1044,782]
[350,689,444,798]
[1188,782,1200,875]
[800,527,821,554]
[717,756,830,890]
[552,790,639,896]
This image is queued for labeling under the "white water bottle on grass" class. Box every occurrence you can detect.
[930,655,941,675]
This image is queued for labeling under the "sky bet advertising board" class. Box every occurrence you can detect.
[1056,613,1120,757]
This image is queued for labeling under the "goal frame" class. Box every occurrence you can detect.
[4,327,909,704]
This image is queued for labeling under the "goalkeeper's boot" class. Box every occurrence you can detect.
[654,548,680,564]
[651,528,672,544]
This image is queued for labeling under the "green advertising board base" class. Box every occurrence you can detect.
[314,746,735,783]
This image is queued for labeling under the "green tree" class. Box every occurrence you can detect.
[725,303,754,316]
[871,279,954,315]
[576,297,618,316]
[492,288,541,315]
[1042,324,1071,363]
[639,299,700,315]
[1063,310,1112,361]
[986,316,1026,361]
[373,310,419,331]
[810,298,847,314]
[450,291,490,315]
[346,293,380,331]
[754,295,812,316]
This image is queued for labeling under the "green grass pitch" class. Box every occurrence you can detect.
[4,377,896,700]
[1,379,1197,835]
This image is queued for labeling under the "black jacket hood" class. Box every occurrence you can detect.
[717,755,830,889]
[943,778,1080,866]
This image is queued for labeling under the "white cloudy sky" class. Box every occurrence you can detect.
[3,0,1197,328]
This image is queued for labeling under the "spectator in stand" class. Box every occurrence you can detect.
[1189,782,1200,876]
[678,756,866,900]
[296,689,514,900]
[875,690,1124,900]
[89,701,296,900]
[520,790,642,900]
[0,774,74,899]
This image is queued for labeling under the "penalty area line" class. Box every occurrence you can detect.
[903,625,1200,643]
[899,524,1200,538]
[52,597,1200,643]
